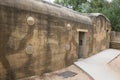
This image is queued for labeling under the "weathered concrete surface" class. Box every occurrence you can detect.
[0,0,92,25]
[0,4,91,80]
[0,0,111,80]
[75,49,120,80]
[110,31,120,49]
[110,42,120,50]
[89,13,111,56]
[111,31,120,42]
[80,13,111,56]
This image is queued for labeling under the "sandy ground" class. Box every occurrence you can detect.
[109,55,120,74]
[20,65,92,80]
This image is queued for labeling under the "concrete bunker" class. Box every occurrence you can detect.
[0,0,111,80]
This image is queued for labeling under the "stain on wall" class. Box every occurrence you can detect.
[91,16,111,55]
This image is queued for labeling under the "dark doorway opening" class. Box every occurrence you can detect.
[78,32,85,58]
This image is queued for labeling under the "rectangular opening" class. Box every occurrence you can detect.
[78,32,85,58]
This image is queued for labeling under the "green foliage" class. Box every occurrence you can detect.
[54,0,87,12]
[87,0,108,13]
[108,0,120,31]
[54,0,120,31]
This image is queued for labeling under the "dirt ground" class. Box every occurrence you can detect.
[19,65,92,80]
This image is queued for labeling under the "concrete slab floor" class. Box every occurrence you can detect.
[74,49,120,80]
[19,65,92,80]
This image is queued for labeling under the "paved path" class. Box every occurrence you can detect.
[74,49,120,80]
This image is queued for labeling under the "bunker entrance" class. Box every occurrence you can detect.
[78,32,86,58]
